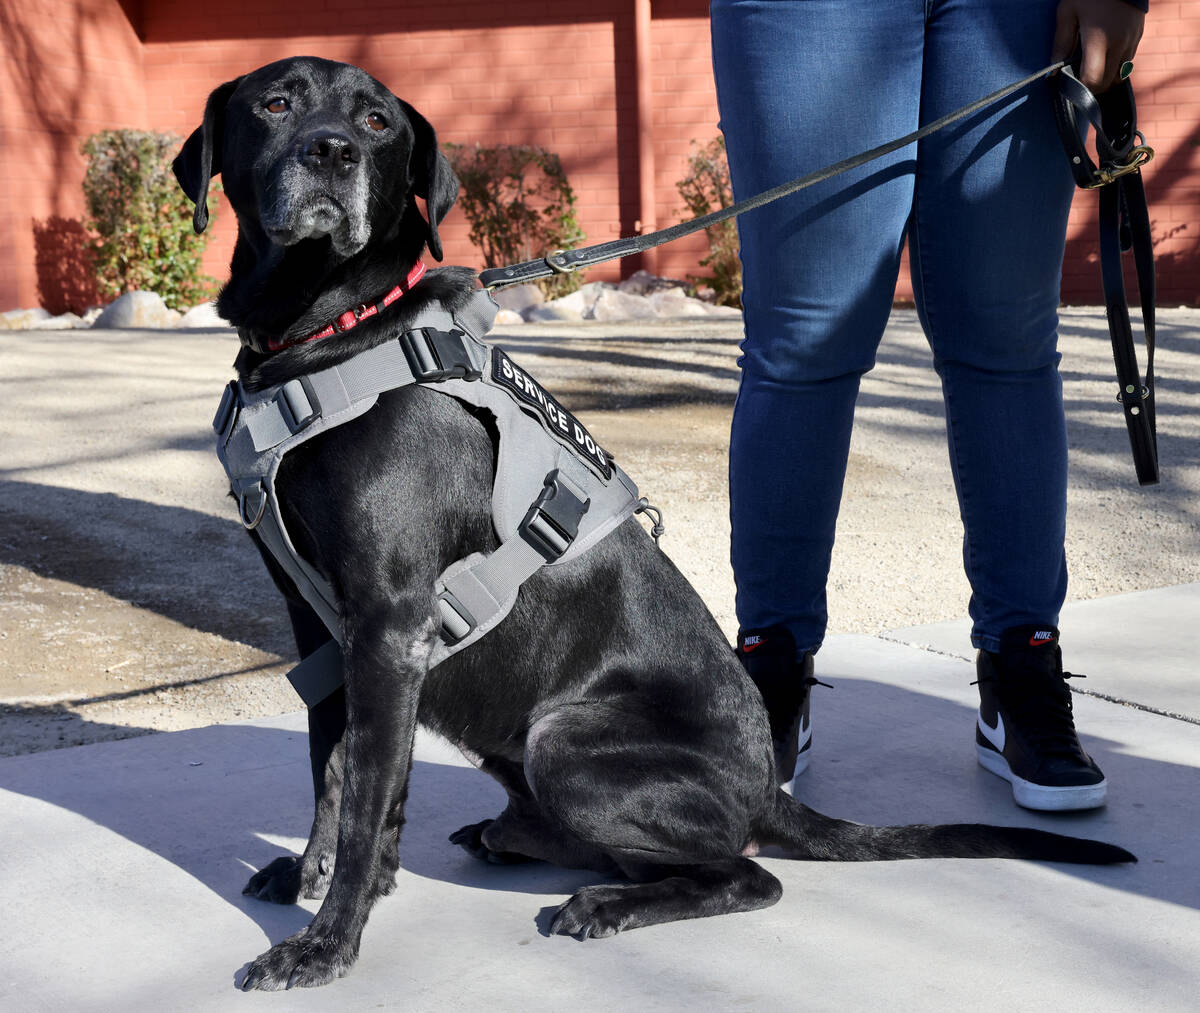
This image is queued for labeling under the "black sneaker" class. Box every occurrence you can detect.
[736,625,821,784]
[975,625,1106,811]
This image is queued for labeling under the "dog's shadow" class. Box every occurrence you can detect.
[0,718,599,945]
[1,671,1197,957]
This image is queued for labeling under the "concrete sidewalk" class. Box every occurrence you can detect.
[2,591,1197,1011]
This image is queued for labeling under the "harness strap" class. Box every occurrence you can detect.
[435,469,591,647]
[282,470,594,707]
[242,326,486,454]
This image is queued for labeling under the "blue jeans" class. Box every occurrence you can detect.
[711,0,1076,655]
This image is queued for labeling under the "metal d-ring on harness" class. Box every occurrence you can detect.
[479,60,1160,485]
[214,291,656,706]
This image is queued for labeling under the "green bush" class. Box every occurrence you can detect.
[676,136,742,308]
[80,130,219,311]
[444,143,586,299]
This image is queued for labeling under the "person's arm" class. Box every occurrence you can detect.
[1053,0,1147,93]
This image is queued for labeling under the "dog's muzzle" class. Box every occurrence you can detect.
[262,133,372,254]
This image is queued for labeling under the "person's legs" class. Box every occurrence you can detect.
[711,0,926,656]
[912,0,1074,649]
[912,0,1104,808]
[712,0,927,783]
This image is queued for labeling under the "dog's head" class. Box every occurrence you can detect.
[173,57,457,261]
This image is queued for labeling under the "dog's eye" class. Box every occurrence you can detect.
[366,112,388,132]
[265,97,289,114]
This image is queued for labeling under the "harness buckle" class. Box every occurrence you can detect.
[278,377,319,432]
[400,327,483,382]
[519,469,591,562]
[212,381,239,442]
[435,589,476,645]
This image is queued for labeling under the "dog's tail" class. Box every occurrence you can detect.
[756,791,1135,865]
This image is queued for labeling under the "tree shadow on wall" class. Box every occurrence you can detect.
[32,215,99,315]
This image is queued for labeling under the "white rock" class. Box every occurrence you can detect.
[92,291,181,329]
[588,289,659,322]
[704,303,744,318]
[525,302,584,323]
[649,289,712,318]
[493,308,525,326]
[0,308,51,330]
[32,312,87,330]
[618,270,689,297]
[492,285,544,316]
[525,285,592,321]
[178,302,232,329]
[573,281,618,317]
[577,281,618,298]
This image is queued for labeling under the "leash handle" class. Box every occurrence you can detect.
[1053,63,1159,485]
[480,62,1066,291]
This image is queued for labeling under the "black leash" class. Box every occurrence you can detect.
[480,62,1067,291]
[479,60,1158,484]
[1052,66,1158,485]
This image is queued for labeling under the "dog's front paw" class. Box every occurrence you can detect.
[549,885,630,940]
[240,928,357,991]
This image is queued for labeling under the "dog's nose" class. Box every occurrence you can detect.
[300,132,360,177]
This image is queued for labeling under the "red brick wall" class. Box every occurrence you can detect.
[647,0,720,282]
[0,1,1196,309]
[140,1,646,289]
[0,0,145,311]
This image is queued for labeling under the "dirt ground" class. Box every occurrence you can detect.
[2,308,1197,756]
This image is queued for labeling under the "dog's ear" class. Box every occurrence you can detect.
[399,100,458,262]
[173,77,242,235]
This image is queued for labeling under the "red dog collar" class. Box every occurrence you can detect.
[267,261,428,352]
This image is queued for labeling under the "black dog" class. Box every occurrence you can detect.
[173,57,1133,991]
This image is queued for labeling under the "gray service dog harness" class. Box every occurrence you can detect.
[212,290,649,706]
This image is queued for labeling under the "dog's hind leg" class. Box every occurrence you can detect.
[524,696,782,936]
[450,757,616,872]
[549,858,782,939]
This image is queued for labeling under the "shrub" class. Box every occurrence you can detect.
[444,143,586,299]
[80,130,219,311]
[676,136,741,307]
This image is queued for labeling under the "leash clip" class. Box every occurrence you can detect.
[1085,143,1154,189]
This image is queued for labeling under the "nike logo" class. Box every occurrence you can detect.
[742,635,765,653]
[978,710,1005,752]
[1029,630,1056,647]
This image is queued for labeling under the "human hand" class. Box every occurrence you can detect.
[1052,0,1145,93]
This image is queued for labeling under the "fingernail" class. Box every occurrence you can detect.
[1120,61,1134,80]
